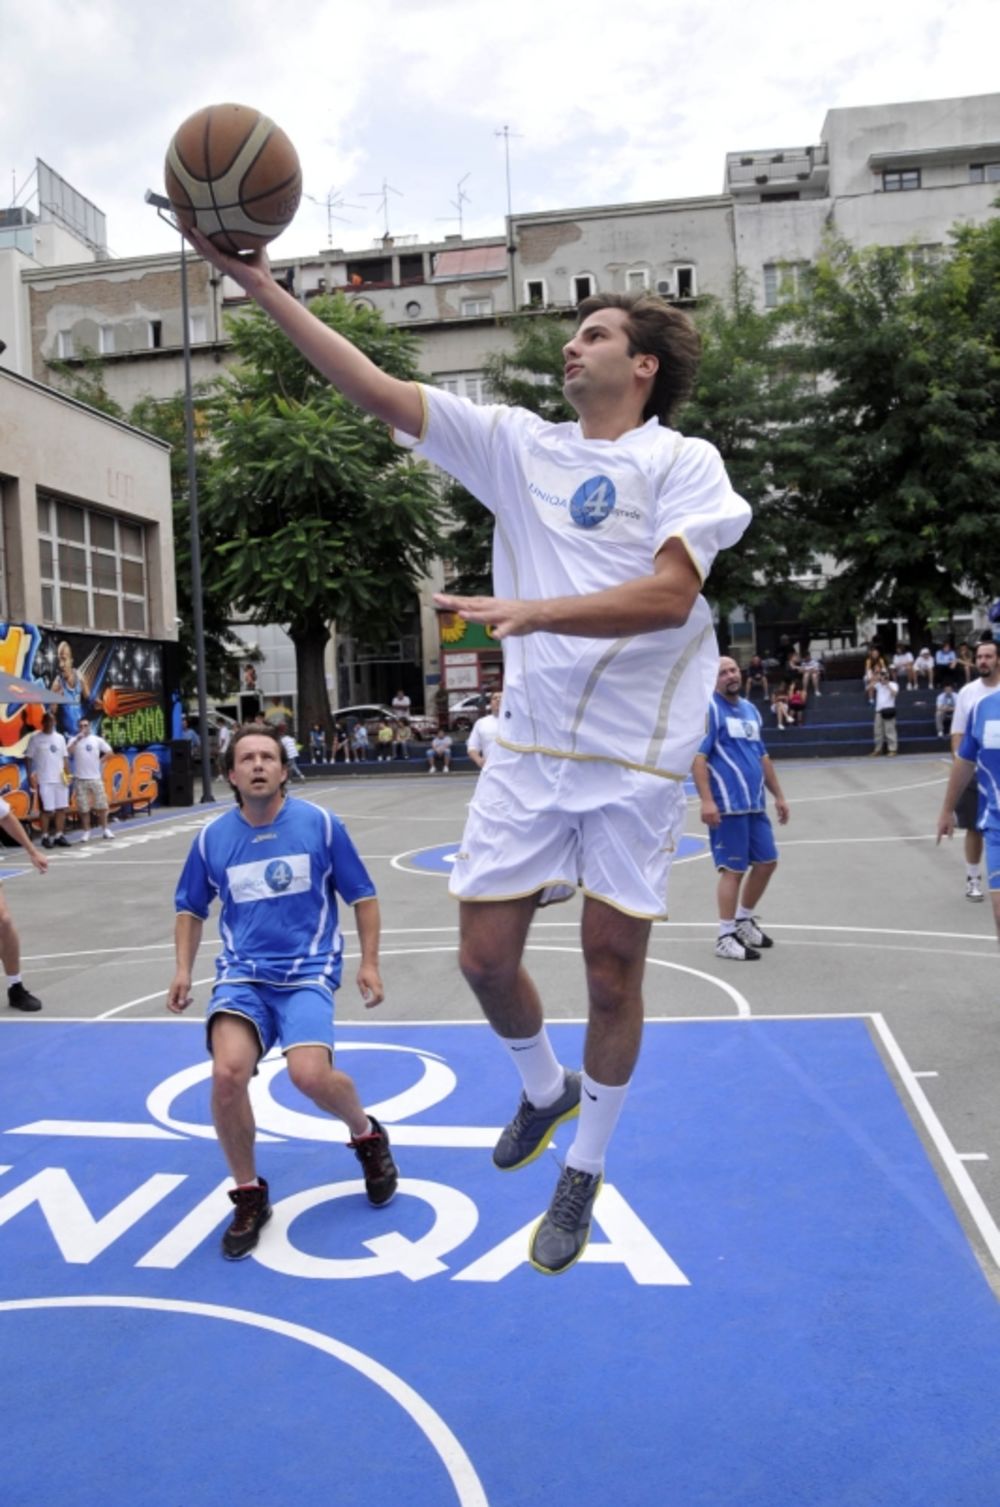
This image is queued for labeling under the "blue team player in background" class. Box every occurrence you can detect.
[692,656,791,961]
[167,722,398,1260]
[938,682,1000,946]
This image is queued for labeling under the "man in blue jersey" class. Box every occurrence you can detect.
[167,723,397,1260]
[937,683,1000,943]
[692,657,791,961]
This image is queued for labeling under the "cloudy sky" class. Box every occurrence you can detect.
[3,0,996,261]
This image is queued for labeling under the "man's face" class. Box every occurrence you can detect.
[228,736,285,800]
[490,694,502,715]
[78,720,90,737]
[41,715,54,734]
[561,308,657,414]
[716,659,743,699]
[976,643,999,678]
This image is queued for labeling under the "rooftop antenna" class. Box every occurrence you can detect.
[495,125,522,219]
[437,172,471,236]
[302,185,361,247]
[361,177,403,242]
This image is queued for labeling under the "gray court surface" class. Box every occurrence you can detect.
[4,750,1000,1294]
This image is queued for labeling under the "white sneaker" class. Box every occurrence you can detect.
[735,917,773,949]
[966,876,984,902]
[81,830,90,843]
[103,827,115,839]
[428,767,436,774]
[715,933,761,961]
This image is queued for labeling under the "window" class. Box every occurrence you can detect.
[969,162,1000,183]
[98,325,115,355]
[55,330,75,359]
[625,268,650,292]
[37,494,147,634]
[763,261,809,308]
[460,297,493,317]
[147,320,163,350]
[188,314,208,343]
[523,279,547,308]
[675,266,697,300]
[435,371,490,405]
[572,273,596,304]
[882,168,921,192]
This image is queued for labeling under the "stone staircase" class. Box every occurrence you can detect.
[755,683,942,760]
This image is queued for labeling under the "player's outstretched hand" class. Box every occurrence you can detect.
[434,592,537,640]
[357,963,385,1010]
[182,226,272,295]
[166,972,194,1014]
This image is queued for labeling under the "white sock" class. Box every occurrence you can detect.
[566,1072,630,1175]
[718,920,737,937]
[7,973,21,988]
[967,864,982,880]
[735,904,754,921]
[502,1028,565,1107]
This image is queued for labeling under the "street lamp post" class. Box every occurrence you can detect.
[144,190,214,804]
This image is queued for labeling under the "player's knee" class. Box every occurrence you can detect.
[459,938,514,994]
[211,1055,254,1099]
[284,1054,330,1100]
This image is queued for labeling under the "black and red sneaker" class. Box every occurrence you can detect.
[348,1116,398,1207]
[222,1178,271,1260]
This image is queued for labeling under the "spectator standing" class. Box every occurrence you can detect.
[948,637,1000,902]
[692,657,790,962]
[67,718,114,841]
[27,712,71,849]
[181,716,201,758]
[217,722,232,776]
[391,688,412,721]
[427,730,452,773]
[913,647,935,688]
[467,693,502,770]
[871,670,900,756]
[279,725,305,782]
[1,796,48,1011]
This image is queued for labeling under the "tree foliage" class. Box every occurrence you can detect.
[788,222,1000,642]
[204,294,444,736]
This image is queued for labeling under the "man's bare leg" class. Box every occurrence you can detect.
[209,1015,261,1185]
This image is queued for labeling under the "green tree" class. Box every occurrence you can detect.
[789,228,1000,644]
[205,294,444,739]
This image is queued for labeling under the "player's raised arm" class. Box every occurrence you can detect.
[184,229,424,437]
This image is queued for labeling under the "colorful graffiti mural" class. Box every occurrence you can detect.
[0,624,179,821]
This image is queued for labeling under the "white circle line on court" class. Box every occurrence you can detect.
[0,1296,489,1507]
[519,944,751,1018]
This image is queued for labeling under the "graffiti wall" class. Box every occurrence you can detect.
[0,623,180,822]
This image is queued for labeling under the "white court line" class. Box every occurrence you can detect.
[914,1071,940,1078]
[869,1012,1000,1270]
[959,1153,990,1162]
[0,1297,489,1507]
[95,981,214,1021]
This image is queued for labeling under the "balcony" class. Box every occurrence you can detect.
[726,145,829,195]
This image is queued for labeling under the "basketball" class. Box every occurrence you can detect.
[164,103,302,253]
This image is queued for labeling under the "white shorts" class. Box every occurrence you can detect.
[448,743,687,919]
[39,782,69,812]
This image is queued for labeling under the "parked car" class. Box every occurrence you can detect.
[335,704,437,742]
[447,693,489,736]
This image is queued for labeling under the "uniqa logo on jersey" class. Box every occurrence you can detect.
[264,859,294,892]
[569,475,616,529]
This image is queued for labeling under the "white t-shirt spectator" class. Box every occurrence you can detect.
[70,733,112,781]
[431,733,453,757]
[914,650,935,679]
[467,714,499,764]
[874,678,899,713]
[391,692,412,719]
[281,735,299,762]
[892,650,914,676]
[28,729,69,784]
[217,725,232,757]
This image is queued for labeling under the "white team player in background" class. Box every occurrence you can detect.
[184,226,751,1275]
[949,635,1000,901]
[67,718,114,841]
[466,692,502,771]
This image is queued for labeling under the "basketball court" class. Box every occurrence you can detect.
[3,754,1000,1504]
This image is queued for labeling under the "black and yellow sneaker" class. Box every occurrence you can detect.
[222,1179,271,1260]
[349,1116,398,1207]
[493,1070,581,1171]
[529,1165,603,1275]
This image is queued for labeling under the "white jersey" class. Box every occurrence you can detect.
[951,676,1000,737]
[467,713,500,762]
[70,734,111,781]
[398,386,751,777]
[27,730,68,784]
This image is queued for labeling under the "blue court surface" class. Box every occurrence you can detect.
[2,1018,1000,1506]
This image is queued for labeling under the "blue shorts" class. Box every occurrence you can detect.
[709,811,779,874]
[985,833,1000,893]
[206,980,335,1059]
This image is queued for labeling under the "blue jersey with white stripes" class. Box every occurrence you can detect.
[175,796,376,991]
[697,693,766,813]
[958,687,1000,832]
